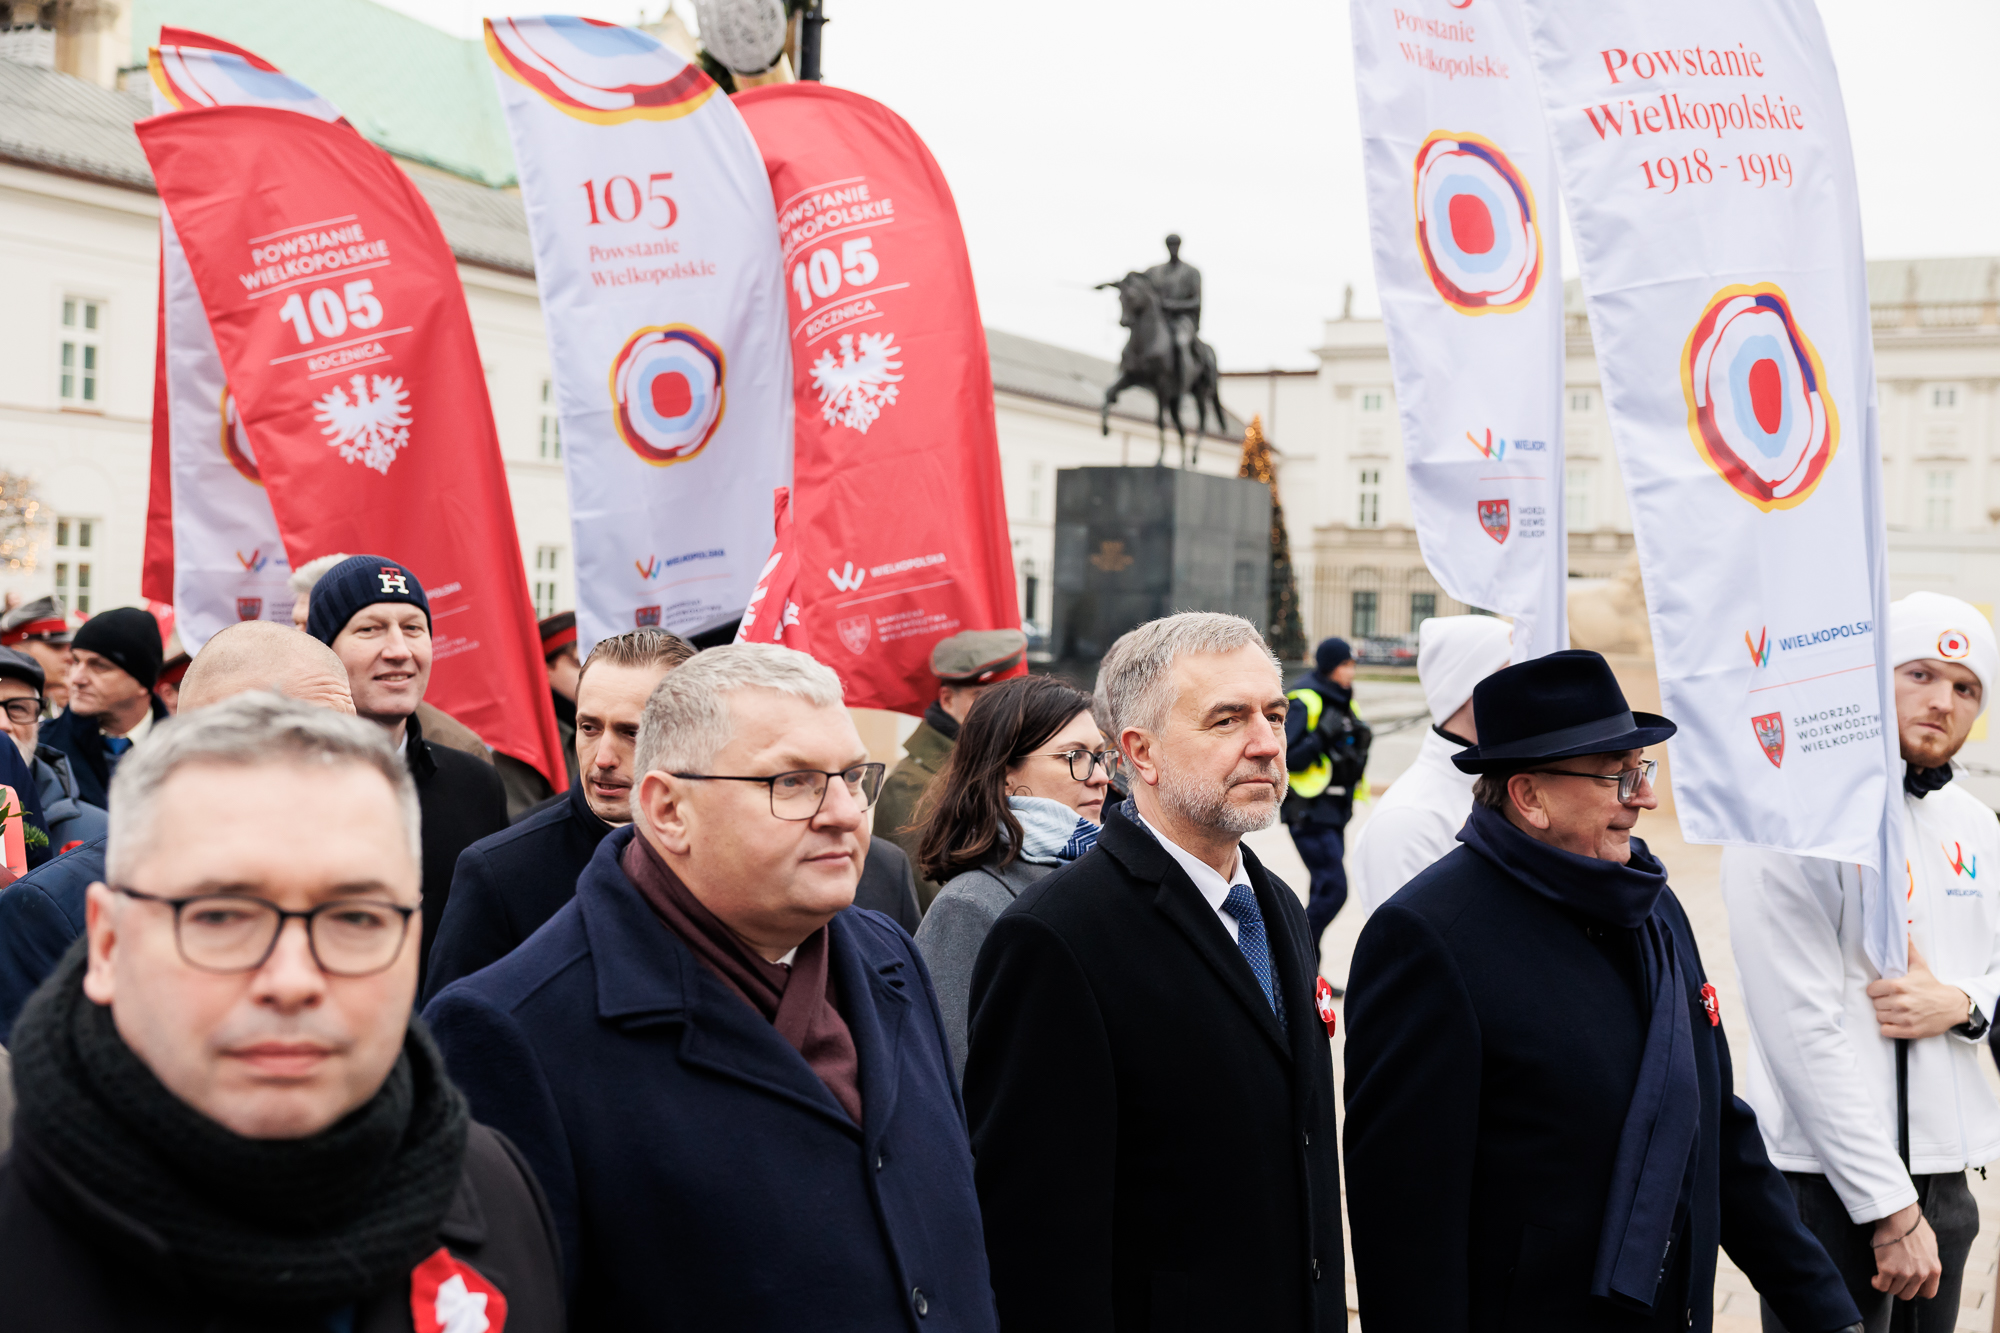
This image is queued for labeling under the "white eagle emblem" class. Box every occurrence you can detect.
[314,374,412,475]
[809,332,903,433]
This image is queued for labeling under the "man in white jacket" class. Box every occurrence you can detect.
[1722,591,2000,1333]
[1351,614,1512,913]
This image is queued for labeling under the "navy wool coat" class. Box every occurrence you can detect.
[423,826,998,1333]
[1343,843,1858,1333]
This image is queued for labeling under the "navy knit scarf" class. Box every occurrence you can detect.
[1458,801,1700,1313]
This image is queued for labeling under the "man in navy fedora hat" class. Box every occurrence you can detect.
[1343,650,1861,1333]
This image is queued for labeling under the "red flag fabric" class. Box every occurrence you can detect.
[142,256,174,606]
[733,85,1017,714]
[735,486,811,652]
[134,106,566,787]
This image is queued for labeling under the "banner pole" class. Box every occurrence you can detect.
[799,0,825,81]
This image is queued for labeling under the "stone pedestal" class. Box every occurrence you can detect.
[1050,467,1272,685]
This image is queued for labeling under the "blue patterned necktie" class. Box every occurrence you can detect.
[1222,883,1287,1033]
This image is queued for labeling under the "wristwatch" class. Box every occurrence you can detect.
[1954,999,1990,1041]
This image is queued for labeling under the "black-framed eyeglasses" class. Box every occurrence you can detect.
[1,696,43,726]
[1533,758,1657,805]
[671,762,887,821]
[1027,748,1116,782]
[112,886,417,977]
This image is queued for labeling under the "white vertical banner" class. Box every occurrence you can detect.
[1522,3,1902,970]
[1350,0,1568,661]
[486,17,792,650]
[149,40,348,649]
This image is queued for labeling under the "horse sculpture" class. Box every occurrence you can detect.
[1096,271,1227,468]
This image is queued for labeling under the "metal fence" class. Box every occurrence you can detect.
[1303,562,1480,650]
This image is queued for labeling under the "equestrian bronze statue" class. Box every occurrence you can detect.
[1097,234,1228,468]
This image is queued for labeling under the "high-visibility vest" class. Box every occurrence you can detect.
[1287,687,1333,798]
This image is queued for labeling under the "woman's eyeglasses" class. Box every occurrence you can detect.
[1030,749,1117,782]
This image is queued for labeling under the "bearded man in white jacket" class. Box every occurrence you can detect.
[1722,591,2000,1333]
[1350,614,1512,913]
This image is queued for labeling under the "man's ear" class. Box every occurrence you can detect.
[82,881,120,1005]
[1506,773,1553,831]
[637,770,694,856]
[1120,727,1162,789]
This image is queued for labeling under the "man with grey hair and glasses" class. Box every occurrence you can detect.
[0,693,564,1329]
[965,611,1344,1331]
[426,643,997,1331]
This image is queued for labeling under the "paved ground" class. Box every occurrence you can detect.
[1243,676,2000,1332]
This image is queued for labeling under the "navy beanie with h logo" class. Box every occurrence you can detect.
[305,555,431,646]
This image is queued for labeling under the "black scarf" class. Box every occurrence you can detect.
[10,943,469,1310]
[923,700,961,743]
[1313,673,1354,710]
[1458,802,1699,1313]
[1905,761,1954,799]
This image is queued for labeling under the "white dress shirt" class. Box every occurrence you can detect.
[1135,809,1252,943]
[107,706,155,748]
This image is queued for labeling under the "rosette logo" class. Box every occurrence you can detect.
[485,16,715,124]
[218,384,262,486]
[1680,284,1838,512]
[609,324,726,467]
[1413,131,1542,315]
[1939,629,1972,660]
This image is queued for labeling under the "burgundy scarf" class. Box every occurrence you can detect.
[622,835,863,1126]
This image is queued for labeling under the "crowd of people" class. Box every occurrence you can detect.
[0,557,1994,1333]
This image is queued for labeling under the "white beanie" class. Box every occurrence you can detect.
[1889,591,1997,719]
[1418,614,1514,726]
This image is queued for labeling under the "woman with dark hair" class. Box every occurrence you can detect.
[911,674,1112,1081]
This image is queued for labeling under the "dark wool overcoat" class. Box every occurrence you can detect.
[964,801,1345,1332]
[423,826,997,1333]
[1343,843,1859,1333]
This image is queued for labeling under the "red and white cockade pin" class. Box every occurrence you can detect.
[411,1246,508,1333]
[1315,976,1339,1037]
[1700,982,1721,1028]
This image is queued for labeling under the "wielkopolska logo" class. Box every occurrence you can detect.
[1681,284,1838,512]
[218,385,262,486]
[1752,711,1785,767]
[1744,627,1771,669]
[609,324,726,467]
[1938,629,1972,660]
[1413,131,1542,316]
[485,16,716,124]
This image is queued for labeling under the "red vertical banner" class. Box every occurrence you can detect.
[134,107,566,788]
[733,85,1017,714]
[143,260,174,605]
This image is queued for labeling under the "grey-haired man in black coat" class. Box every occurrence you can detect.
[1344,650,1861,1333]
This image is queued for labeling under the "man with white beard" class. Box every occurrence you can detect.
[1351,615,1513,913]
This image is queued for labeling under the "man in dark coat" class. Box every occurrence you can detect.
[876,628,1029,912]
[40,606,169,811]
[1343,650,1861,1333]
[967,612,1344,1332]
[0,621,357,1043]
[427,643,995,1331]
[307,556,506,988]
[0,693,563,1332]
[1283,635,1371,965]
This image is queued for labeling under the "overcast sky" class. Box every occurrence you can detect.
[384,0,1997,370]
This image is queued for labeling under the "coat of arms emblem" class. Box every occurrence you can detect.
[837,614,872,656]
[634,605,661,628]
[235,597,262,621]
[1752,711,1785,767]
[1477,499,1510,544]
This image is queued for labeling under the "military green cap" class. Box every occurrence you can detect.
[931,628,1029,684]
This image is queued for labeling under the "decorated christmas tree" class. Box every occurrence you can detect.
[1237,414,1307,661]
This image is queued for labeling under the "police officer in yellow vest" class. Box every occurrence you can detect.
[1284,637,1372,982]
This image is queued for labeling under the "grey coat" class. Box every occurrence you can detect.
[914,856,1053,1082]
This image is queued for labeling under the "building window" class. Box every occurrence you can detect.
[533,545,562,618]
[1356,468,1381,527]
[1029,461,1045,520]
[1927,384,1960,411]
[53,516,94,615]
[1410,592,1436,629]
[539,380,561,459]
[1924,471,1954,531]
[1566,466,1593,531]
[1360,392,1384,412]
[1022,559,1039,626]
[59,297,102,405]
[1569,391,1594,413]
[1352,590,1379,639]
